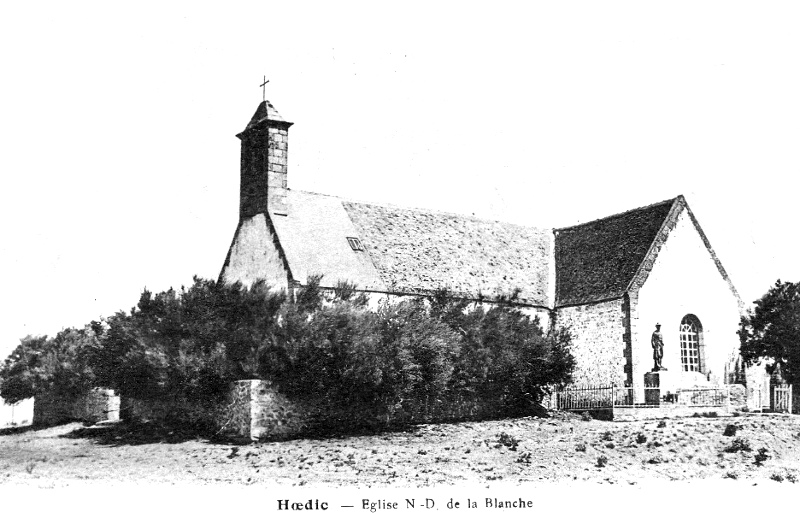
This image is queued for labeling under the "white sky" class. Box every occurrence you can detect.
[2,1,799,359]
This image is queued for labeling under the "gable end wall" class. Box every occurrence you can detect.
[632,207,741,390]
[220,213,291,292]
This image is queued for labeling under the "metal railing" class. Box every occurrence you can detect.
[552,384,731,412]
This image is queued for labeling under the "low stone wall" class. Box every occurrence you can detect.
[118,381,544,441]
[34,388,120,426]
[120,395,221,432]
[209,382,535,441]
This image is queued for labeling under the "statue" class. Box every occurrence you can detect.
[651,323,665,371]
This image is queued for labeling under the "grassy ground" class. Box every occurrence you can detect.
[1,412,800,488]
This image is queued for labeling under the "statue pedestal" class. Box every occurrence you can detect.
[644,370,679,405]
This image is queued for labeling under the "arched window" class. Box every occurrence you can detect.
[679,315,704,373]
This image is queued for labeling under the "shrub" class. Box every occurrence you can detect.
[270,296,461,428]
[516,452,532,464]
[596,455,608,468]
[575,442,587,452]
[428,290,575,413]
[0,326,102,404]
[636,433,647,444]
[601,431,613,441]
[657,420,667,428]
[754,448,770,466]
[581,412,592,422]
[723,424,739,437]
[724,437,752,453]
[770,473,784,482]
[495,432,520,451]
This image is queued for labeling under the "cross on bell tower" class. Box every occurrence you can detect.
[260,76,269,102]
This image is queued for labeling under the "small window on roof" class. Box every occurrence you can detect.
[347,237,365,251]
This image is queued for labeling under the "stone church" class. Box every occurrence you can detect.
[220,99,745,395]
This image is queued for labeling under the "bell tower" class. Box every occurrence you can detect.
[236,100,293,218]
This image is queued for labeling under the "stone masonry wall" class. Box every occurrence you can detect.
[217,380,306,441]
[555,299,627,386]
[218,380,554,441]
[123,379,550,441]
[266,126,289,215]
[239,123,289,218]
[33,388,120,426]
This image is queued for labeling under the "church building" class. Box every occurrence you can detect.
[220,99,745,395]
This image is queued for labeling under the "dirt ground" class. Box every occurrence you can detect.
[1,412,800,488]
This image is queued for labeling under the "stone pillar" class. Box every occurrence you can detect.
[221,380,306,441]
[644,370,680,405]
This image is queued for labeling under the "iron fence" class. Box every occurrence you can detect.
[552,384,731,412]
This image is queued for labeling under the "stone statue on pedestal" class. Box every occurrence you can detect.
[651,323,665,371]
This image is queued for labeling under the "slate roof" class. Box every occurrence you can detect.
[270,190,553,307]
[553,197,678,307]
[241,100,290,133]
[343,200,552,306]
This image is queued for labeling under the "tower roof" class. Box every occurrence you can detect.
[241,100,292,133]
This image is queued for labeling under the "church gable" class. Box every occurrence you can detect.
[633,201,742,388]
[343,200,553,306]
[627,196,741,307]
[220,213,291,290]
[554,198,677,307]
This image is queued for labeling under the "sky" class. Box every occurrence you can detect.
[1,1,800,359]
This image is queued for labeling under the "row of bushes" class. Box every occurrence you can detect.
[0,277,575,432]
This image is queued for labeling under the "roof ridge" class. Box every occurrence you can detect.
[554,196,682,232]
[291,189,547,231]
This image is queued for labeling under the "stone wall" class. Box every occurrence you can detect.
[121,380,545,441]
[555,299,626,386]
[33,388,120,426]
[120,395,221,432]
[238,111,290,218]
[217,380,306,441]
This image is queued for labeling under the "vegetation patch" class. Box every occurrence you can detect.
[754,448,770,466]
[0,278,575,436]
[724,437,752,453]
[723,424,739,437]
[494,432,520,451]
